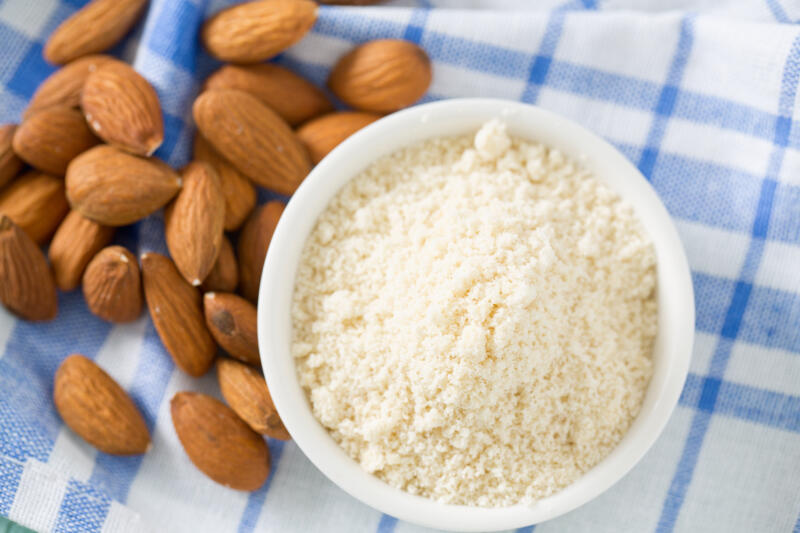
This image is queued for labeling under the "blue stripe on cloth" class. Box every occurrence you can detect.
[145,0,203,71]
[516,525,536,533]
[375,514,398,533]
[637,16,694,178]
[403,8,429,44]
[52,480,111,533]
[0,458,24,516]
[794,510,800,533]
[656,33,800,533]
[520,10,566,103]
[680,373,800,433]
[237,440,286,533]
[766,0,791,23]
[83,320,175,503]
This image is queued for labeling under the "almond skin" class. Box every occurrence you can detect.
[0,170,69,244]
[0,124,24,189]
[141,253,216,377]
[83,246,142,323]
[237,201,284,302]
[204,292,259,366]
[201,0,317,63]
[0,215,58,321]
[202,236,238,293]
[165,162,225,286]
[49,210,115,291]
[54,354,150,454]
[217,358,290,440]
[44,0,149,65]
[193,133,256,231]
[25,55,114,118]
[328,39,432,112]
[82,60,164,156]
[66,145,181,226]
[297,111,381,164]
[171,391,270,491]
[203,64,332,126]
[13,106,99,175]
[194,90,311,195]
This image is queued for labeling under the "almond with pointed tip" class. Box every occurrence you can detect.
[25,55,114,118]
[0,215,58,321]
[328,39,431,112]
[203,63,332,126]
[165,162,225,286]
[171,391,270,490]
[201,0,317,63]
[202,236,238,293]
[0,170,69,244]
[13,106,99,175]
[66,145,181,226]
[193,133,255,231]
[141,253,216,377]
[83,246,142,323]
[54,354,150,454]
[50,210,115,291]
[0,124,24,189]
[82,60,164,156]
[44,0,149,65]
[193,89,311,195]
[237,201,284,302]
[204,292,259,366]
[217,358,289,440]
[297,111,380,164]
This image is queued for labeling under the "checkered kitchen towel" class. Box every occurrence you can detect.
[1,0,800,531]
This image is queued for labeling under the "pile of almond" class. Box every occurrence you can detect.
[0,0,431,491]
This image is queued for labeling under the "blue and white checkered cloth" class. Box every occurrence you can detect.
[1,0,799,531]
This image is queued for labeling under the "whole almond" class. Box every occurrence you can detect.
[66,145,181,226]
[193,133,255,231]
[171,391,270,491]
[82,60,164,156]
[83,246,142,323]
[0,171,69,244]
[203,64,332,126]
[49,210,115,291]
[217,358,290,440]
[165,162,225,286]
[328,39,432,112]
[202,236,238,293]
[0,215,58,321]
[44,0,149,65]
[25,55,114,118]
[141,253,216,377]
[297,111,380,164]
[0,124,24,189]
[54,354,150,454]
[237,201,284,302]
[194,90,311,195]
[13,106,99,175]
[201,0,317,63]
[203,292,259,366]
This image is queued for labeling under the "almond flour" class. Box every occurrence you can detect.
[292,120,657,506]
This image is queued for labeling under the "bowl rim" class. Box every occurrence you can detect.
[258,97,695,532]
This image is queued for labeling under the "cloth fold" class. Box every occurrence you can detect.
[0,0,799,532]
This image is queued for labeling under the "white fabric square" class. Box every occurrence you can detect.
[429,63,526,100]
[755,240,800,293]
[680,17,795,114]
[0,0,57,38]
[662,118,772,178]
[726,341,800,397]
[677,418,800,532]
[675,219,749,279]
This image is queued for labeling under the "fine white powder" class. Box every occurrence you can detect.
[292,121,657,506]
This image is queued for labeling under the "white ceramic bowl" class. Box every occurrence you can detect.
[258,98,694,532]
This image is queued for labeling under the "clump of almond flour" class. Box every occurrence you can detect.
[291,120,657,506]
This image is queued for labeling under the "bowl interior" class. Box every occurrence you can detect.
[258,98,695,532]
